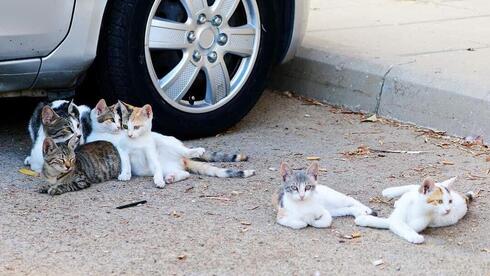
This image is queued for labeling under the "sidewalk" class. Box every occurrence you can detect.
[270,0,490,139]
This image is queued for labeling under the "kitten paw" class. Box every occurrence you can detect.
[407,234,425,244]
[24,156,31,165]
[47,187,63,196]
[189,147,206,158]
[165,175,176,184]
[154,177,166,189]
[118,171,131,181]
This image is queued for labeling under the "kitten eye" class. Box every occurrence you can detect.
[292,186,298,191]
[305,185,312,190]
[437,200,443,204]
[134,126,140,130]
[449,199,453,204]
[122,124,128,129]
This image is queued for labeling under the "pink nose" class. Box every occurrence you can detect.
[445,209,451,214]
[300,195,305,200]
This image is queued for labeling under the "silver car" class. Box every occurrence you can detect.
[0,0,308,137]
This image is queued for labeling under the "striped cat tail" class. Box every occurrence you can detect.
[464,191,474,204]
[184,159,255,178]
[194,151,248,162]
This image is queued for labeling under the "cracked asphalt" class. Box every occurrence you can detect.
[0,91,489,275]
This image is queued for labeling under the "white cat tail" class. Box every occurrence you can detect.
[184,159,255,178]
[382,185,419,199]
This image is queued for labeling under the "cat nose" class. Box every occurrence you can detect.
[299,195,305,200]
[445,209,451,214]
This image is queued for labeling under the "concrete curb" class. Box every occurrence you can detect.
[269,44,490,139]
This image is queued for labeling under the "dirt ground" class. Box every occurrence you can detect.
[0,91,489,275]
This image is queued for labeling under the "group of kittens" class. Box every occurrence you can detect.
[24,99,474,244]
[25,99,255,195]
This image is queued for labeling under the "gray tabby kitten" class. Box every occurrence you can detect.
[40,137,121,195]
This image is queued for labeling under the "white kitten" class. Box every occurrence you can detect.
[355,177,472,244]
[274,162,375,229]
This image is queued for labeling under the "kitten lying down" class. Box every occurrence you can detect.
[355,177,473,244]
[273,162,375,229]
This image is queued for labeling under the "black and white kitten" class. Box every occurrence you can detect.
[25,100,91,172]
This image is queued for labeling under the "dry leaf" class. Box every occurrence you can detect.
[19,168,38,177]
[240,221,252,226]
[343,145,370,156]
[485,156,490,162]
[307,156,321,161]
[170,211,181,218]
[481,248,489,253]
[319,168,328,172]
[372,259,384,266]
[268,167,277,171]
[177,254,187,260]
[304,114,311,118]
[440,160,455,165]
[231,191,240,196]
[351,232,361,238]
[361,114,378,123]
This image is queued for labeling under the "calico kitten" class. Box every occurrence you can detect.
[274,162,375,229]
[355,178,472,244]
[40,137,121,195]
[118,101,254,188]
[381,177,473,227]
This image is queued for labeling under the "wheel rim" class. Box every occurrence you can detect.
[144,0,261,113]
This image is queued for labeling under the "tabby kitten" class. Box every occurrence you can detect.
[40,137,121,195]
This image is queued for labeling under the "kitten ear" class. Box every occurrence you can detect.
[68,135,79,149]
[68,100,78,116]
[95,99,108,115]
[440,176,457,189]
[419,178,435,194]
[142,104,153,118]
[307,161,319,181]
[279,162,292,181]
[41,106,59,125]
[42,138,57,155]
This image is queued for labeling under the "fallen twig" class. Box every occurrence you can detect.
[370,149,428,154]
[199,195,231,201]
[116,200,147,209]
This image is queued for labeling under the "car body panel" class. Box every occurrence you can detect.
[34,0,108,89]
[0,0,75,61]
[281,0,309,63]
[0,58,40,91]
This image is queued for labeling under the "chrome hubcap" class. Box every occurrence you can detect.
[144,0,261,113]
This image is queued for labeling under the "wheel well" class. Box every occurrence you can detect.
[271,0,295,64]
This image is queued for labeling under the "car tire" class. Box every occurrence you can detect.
[96,0,276,139]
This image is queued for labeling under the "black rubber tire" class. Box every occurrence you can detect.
[96,0,276,139]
